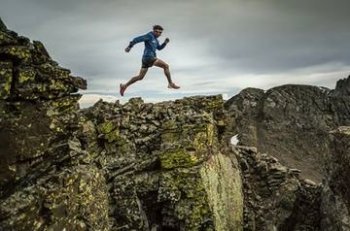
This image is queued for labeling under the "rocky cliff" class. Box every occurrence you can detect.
[224,79,350,183]
[1,18,350,231]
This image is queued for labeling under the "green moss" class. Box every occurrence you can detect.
[39,166,110,230]
[0,46,31,63]
[160,149,198,169]
[2,79,11,96]
[38,63,70,80]
[1,166,109,230]
[162,119,177,130]
[207,98,223,110]
[49,97,77,114]
[18,68,35,84]
[98,121,115,134]
[0,62,12,99]
[50,79,66,91]
[104,130,119,143]
[160,170,214,230]
[96,121,134,154]
[97,121,124,143]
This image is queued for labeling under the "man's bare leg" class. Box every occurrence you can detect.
[153,59,180,89]
[120,68,148,96]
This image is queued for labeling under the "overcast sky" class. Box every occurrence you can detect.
[1,0,350,107]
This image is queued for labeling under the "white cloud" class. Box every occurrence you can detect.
[79,61,350,108]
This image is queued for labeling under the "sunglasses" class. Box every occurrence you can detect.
[154,30,163,34]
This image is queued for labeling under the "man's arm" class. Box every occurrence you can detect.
[125,33,151,52]
[157,38,170,50]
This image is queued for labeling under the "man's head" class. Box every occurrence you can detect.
[153,25,163,38]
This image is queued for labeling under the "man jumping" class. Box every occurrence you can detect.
[120,25,180,96]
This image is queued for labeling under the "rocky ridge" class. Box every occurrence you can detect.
[224,79,350,182]
[1,17,350,231]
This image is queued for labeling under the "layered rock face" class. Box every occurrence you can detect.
[0,17,86,186]
[224,79,350,182]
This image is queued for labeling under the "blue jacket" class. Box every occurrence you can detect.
[129,32,166,59]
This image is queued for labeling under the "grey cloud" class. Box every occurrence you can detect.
[1,0,349,102]
[201,0,350,73]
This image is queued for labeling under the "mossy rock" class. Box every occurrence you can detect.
[0,46,32,63]
[0,166,110,231]
[159,169,214,230]
[0,31,17,45]
[31,40,51,64]
[159,148,199,169]
[0,62,13,99]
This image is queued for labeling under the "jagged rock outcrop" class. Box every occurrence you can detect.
[0,17,87,186]
[79,96,243,230]
[0,18,109,231]
[225,79,350,182]
[332,76,350,97]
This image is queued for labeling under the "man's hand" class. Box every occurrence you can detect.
[125,46,131,53]
[165,38,170,44]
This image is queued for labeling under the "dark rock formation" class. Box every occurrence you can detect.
[0,21,87,185]
[1,18,350,231]
[333,76,350,97]
[0,19,108,231]
[0,17,7,32]
[234,146,321,231]
[320,127,350,230]
[225,80,350,183]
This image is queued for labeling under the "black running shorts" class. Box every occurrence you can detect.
[142,57,157,68]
